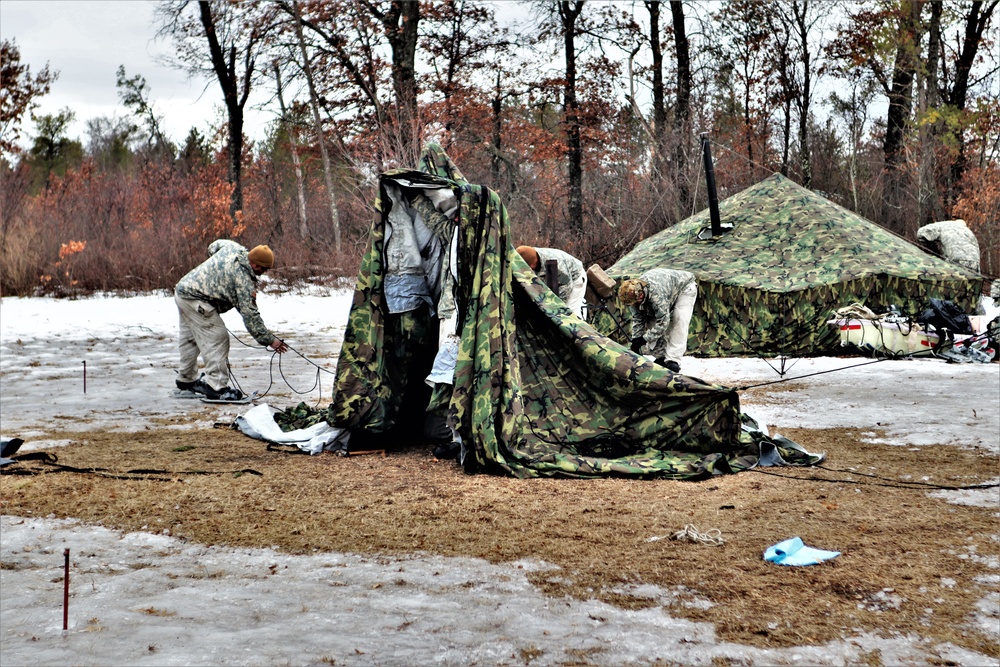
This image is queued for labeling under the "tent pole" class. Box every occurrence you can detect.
[702,135,722,237]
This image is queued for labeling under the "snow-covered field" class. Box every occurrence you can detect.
[1,288,998,666]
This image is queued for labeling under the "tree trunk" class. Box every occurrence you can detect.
[918,0,942,223]
[292,0,341,252]
[881,0,924,238]
[560,1,585,235]
[490,70,504,187]
[947,0,998,190]
[273,63,309,240]
[645,1,665,177]
[670,0,691,213]
[792,0,813,187]
[883,0,923,170]
[380,1,421,160]
[781,92,792,176]
[199,1,244,220]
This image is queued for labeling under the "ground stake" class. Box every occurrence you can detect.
[63,548,70,631]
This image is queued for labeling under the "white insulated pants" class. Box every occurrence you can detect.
[175,293,230,391]
[665,281,698,365]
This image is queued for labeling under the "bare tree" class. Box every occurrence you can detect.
[773,0,830,187]
[278,0,421,165]
[558,1,586,234]
[420,0,507,140]
[273,62,309,240]
[290,0,341,251]
[156,1,275,221]
[371,0,421,159]
[710,0,781,179]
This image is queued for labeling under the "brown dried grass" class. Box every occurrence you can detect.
[2,422,997,656]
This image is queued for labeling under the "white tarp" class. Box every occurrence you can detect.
[235,403,349,455]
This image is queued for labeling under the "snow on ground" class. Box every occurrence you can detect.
[1,289,998,666]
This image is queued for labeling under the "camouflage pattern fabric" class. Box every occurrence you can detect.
[601,174,982,357]
[326,146,821,479]
[627,268,696,359]
[175,239,276,346]
[330,173,455,434]
[916,220,981,272]
[419,144,467,185]
[533,247,585,303]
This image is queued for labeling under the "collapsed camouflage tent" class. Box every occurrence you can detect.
[601,174,983,358]
[328,147,819,479]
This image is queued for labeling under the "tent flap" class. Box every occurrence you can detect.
[327,148,820,479]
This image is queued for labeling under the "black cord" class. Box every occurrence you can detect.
[749,465,999,491]
[816,463,999,489]
[0,452,263,480]
[226,328,335,406]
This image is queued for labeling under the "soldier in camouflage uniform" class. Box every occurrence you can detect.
[917,219,981,272]
[619,268,698,373]
[516,246,587,318]
[174,240,289,400]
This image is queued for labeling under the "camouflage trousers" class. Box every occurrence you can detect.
[175,293,230,391]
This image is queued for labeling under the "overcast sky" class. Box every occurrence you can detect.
[1,0,275,151]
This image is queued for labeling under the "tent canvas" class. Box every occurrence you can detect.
[603,174,983,357]
[322,147,820,480]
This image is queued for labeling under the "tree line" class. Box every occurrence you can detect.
[1,0,998,297]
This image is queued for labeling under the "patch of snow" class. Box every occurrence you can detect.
[2,290,999,666]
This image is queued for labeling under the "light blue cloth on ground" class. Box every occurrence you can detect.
[764,537,840,566]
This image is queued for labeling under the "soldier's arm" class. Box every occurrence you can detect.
[629,306,646,339]
[233,277,276,347]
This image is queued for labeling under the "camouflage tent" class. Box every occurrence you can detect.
[603,174,982,357]
[328,147,819,479]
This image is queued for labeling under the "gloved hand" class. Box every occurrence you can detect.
[630,337,646,353]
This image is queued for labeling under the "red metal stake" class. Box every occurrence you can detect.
[82,361,86,394]
[63,548,70,631]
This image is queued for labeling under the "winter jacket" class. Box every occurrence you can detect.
[175,240,275,346]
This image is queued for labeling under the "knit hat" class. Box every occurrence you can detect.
[618,279,647,306]
[516,246,539,270]
[248,245,274,269]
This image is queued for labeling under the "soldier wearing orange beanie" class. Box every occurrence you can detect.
[174,240,289,401]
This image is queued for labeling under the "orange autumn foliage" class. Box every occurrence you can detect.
[954,165,1000,277]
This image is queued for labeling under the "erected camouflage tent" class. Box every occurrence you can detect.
[603,174,983,357]
[327,146,819,479]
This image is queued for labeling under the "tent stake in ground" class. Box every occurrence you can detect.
[62,548,69,632]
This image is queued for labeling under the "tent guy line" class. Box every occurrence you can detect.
[734,330,991,391]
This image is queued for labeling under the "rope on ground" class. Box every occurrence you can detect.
[669,524,726,546]
[749,466,1000,490]
[226,328,334,405]
[0,451,263,480]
